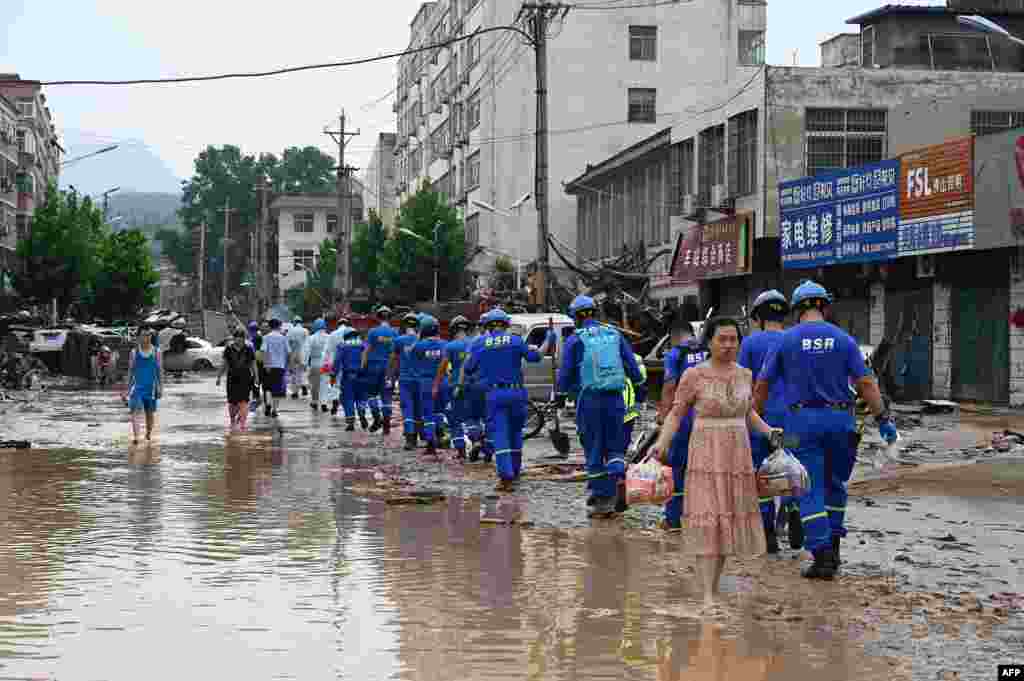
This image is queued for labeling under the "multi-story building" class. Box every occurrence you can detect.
[0,94,18,273]
[0,75,62,255]
[271,188,365,295]
[566,1,1024,404]
[392,0,748,278]
[363,132,398,229]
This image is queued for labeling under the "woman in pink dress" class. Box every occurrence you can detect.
[650,316,781,613]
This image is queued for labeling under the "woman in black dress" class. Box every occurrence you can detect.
[217,329,256,432]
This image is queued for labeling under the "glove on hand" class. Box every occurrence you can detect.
[879,419,899,445]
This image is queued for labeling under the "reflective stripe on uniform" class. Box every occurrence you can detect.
[825,505,846,512]
[622,379,636,423]
[758,497,774,504]
[607,457,625,467]
[671,492,685,498]
[801,511,828,524]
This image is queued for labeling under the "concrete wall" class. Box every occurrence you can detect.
[277,208,335,292]
[820,34,860,68]
[363,133,397,229]
[931,279,953,399]
[869,13,1024,71]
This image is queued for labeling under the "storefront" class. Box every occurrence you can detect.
[670,212,755,320]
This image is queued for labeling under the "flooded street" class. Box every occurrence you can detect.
[1,378,1022,680]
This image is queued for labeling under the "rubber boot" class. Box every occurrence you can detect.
[788,507,804,549]
[311,402,318,411]
[359,413,369,430]
[801,547,836,581]
[403,434,416,451]
[369,416,382,433]
[468,444,481,462]
[765,529,780,554]
[345,418,356,432]
[331,400,339,416]
[302,386,308,397]
[291,392,299,400]
[614,482,628,514]
[832,536,842,567]
[382,420,391,436]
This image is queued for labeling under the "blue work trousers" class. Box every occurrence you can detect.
[417,380,440,445]
[399,379,422,436]
[749,410,787,534]
[465,385,488,449]
[362,366,393,420]
[784,407,857,551]
[341,372,368,421]
[578,390,627,499]
[663,411,694,526]
[486,387,528,481]
[448,390,468,453]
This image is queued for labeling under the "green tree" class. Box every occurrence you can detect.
[154,225,194,275]
[380,184,467,304]
[90,229,160,321]
[306,238,336,304]
[15,185,105,316]
[264,146,337,194]
[493,255,515,291]
[351,209,388,305]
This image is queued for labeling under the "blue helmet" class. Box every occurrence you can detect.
[402,312,420,328]
[791,281,833,309]
[418,314,440,336]
[312,319,326,332]
[568,295,596,317]
[751,289,790,319]
[484,308,511,327]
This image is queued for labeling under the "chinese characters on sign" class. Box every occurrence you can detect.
[778,160,901,269]
[671,213,751,283]
[898,136,975,255]
[779,137,976,269]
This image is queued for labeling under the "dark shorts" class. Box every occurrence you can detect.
[266,368,286,397]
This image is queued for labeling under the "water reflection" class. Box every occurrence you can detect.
[0,445,967,680]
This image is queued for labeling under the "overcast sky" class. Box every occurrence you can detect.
[2,0,941,193]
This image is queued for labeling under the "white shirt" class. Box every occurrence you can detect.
[304,330,329,367]
[287,325,310,355]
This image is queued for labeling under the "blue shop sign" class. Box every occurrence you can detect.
[779,160,900,269]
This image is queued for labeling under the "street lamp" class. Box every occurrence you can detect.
[957,14,1024,46]
[397,223,440,304]
[60,144,119,168]
[473,193,532,290]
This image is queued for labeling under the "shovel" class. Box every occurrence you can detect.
[547,317,571,456]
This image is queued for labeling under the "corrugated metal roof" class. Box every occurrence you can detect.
[846,3,952,25]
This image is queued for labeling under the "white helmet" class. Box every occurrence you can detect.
[172,318,187,329]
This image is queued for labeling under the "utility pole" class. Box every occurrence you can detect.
[324,111,360,304]
[218,197,237,311]
[518,1,569,309]
[253,174,269,317]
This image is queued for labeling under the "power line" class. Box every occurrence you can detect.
[570,0,691,8]
[40,25,533,86]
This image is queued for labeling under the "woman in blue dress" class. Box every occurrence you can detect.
[122,328,163,445]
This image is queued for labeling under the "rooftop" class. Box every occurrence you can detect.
[847,3,1022,24]
[564,128,672,192]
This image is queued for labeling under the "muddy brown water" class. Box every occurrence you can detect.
[0,379,1022,679]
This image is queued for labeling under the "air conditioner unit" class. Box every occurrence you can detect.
[441,89,451,105]
[915,254,936,278]
[711,184,727,207]
[681,194,697,217]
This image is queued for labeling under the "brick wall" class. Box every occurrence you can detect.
[931,281,952,399]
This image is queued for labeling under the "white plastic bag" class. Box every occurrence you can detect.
[756,448,810,498]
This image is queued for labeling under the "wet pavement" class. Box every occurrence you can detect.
[0,376,1022,680]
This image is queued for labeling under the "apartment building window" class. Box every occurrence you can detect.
[293,213,314,233]
[971,110,1024,136]
[16,101,33,117]
[698,125,725,207]
[467,90,481,130]
[465,0,479,14]
[728,109,758,196]
[465,213,479,247]
[925,34,994,71]
[326,214,338,234]
[671,138,695,212]
[629,26,657,61]
[738,30,766,66]
[15,172,33,194]
[293,249,316,271]
[15,129,32,154]
[628,88,657,123]
[466,151,481,190]
[468,36,481,67]
[805,108,886,176]
[861,26,876,67]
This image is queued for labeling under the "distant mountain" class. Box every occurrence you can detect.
[102,191,184,259]
[58,131,182,197]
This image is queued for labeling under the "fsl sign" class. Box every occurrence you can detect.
[670,212,752,283]
[897,136,974,255]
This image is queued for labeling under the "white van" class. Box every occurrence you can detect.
[507,313,575,399]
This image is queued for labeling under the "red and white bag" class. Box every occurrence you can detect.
[625,456,675,506]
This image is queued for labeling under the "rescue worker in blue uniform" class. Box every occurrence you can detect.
[656,316,707,530]
[756,281,898,580]
[738,289,790,553]
[361,305,398,435]
[434,315,472,458]
[389,312,421,451]
[411,314,447,456]
[465,308,555,490]
[332,327,369,431]
[461,316,491,462]
[556,295,644,517]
